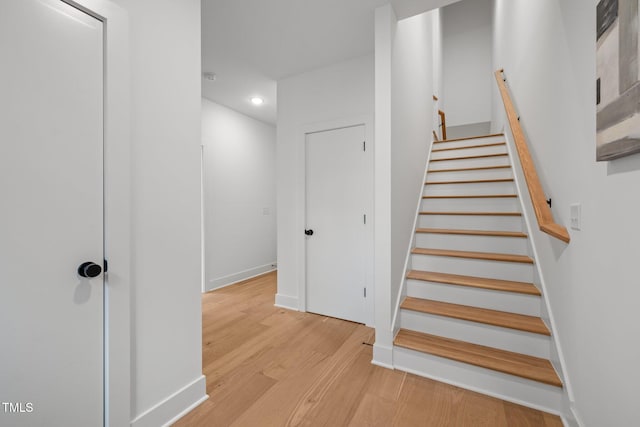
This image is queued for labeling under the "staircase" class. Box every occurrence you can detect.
[392,133,564,413]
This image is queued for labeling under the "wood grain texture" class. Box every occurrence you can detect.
[494,69,570,243]
[412,247,533,264]
[422,194,518,199]
[394,329,562,387]
[435,133,505,143]
[400,297,550,335]
[430,152,509,162]
[428,164,512,173]
[438,109,447,140]
[174,272,562,426]
[425,178,515,185]
[432,142,506,152]
[406,270,541,296]
[415,228,527,238]
[419,211,522,216]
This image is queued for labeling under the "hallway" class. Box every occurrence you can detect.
[175,272,562,426]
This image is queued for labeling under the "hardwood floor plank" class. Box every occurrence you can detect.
[454,392,509,426]
[173,271,563,427]
[363,365,407,402]
[348,394,398,427]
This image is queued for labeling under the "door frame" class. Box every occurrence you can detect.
[61,1,131,425]
[297,115,374,326]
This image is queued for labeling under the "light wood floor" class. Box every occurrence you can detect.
[174,271,562,427]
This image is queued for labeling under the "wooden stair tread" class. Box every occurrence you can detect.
[394,329,562,387]
[425,178,514,185]
[430,153,508,162]
[435,133,505,143]
[419,211,522,216]
[432,142,506,153]
[428,165,512,173]
[415,228,527,238]
[401,297,550,335]
[411,247,534,264]
[423,194,517,199]
[406,270,540,295]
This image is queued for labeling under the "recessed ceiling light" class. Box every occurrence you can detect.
[251,97,264,106]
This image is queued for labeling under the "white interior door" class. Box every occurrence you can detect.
[0,1,104,425]
[305,125,367,323]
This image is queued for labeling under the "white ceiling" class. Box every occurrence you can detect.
[201,0,461,124]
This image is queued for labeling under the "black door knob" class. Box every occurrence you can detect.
[78,262,102,278]
[304,229,314,236]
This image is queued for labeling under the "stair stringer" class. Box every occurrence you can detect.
[390,133,570,419]
[501,127,578,426]
[390,137,436,337]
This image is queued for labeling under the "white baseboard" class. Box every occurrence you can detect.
[130,375,208,427]
[568,403,584,427]
[372,343,394,369]
[274,293,298,311]
[394,347,563,415]
[206,263,277,292]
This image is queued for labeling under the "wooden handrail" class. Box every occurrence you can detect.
[438,110,447,140]
[494,69,570,243]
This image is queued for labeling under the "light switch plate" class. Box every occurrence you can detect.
[570,203,581,230]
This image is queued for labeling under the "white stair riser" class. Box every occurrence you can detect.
[414,233,528,255]
[430,156,510,170]
[411,254,534,282]
[426,168,513,182]
[423,181,516,197]
[393,347,564,414]
[431,145,507,161]
[433,135,506,149]
[405,279,541,317]
[421,197,520,212]
[399,310,550,358]
[417,214,524,231]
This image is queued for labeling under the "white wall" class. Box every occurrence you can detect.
[201,99,276,291]
[111,0,206,425]
[276,55,375,311]
[493,1,640,426]
[391,10,439,323]
[373,5,442,366]
[442,0,493,127]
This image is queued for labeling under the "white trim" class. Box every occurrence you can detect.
[390,130,436,334]
[502,126,576,406]
[297,115,375,324]
[394,357,563,416]
[206,264,277,292]
[274,293,299,311]
[501,120,578,423]
[63,1,131,425]
[201,145,206,293]
[372,344,395,369]
[372,327,395,368]
[130,375,208,427]
[373,4,396,358]
[569,403,585,427]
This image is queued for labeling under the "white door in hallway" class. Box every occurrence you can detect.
[0,1,104,426]
[305,125,368,323]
